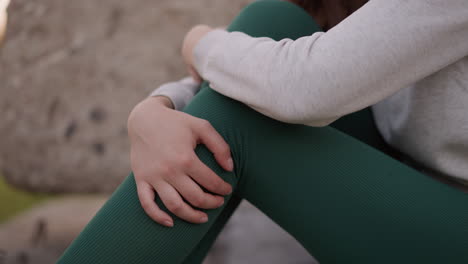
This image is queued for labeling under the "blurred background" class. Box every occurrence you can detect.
[0,0,317,263]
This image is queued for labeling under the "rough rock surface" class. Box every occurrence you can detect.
[0,196,108,264]
[0,0,249,193]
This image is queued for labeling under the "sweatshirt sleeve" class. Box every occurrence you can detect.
[149,77,201,111]
[193,0,468,126]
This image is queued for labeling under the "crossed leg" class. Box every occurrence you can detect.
[58,1,468,263]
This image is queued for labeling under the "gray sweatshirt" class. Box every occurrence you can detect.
[151,0,468,184]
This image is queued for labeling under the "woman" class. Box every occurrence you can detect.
[59,0,468,263]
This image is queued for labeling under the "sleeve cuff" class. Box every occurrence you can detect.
[149,77,200,110]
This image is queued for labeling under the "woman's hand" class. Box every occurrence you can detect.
[0,0,9,44]
[128,96,233,227]
[182,25,214,82]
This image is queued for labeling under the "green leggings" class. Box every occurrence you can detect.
[58,1,468,263]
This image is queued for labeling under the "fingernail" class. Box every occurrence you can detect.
[225,185,233,195]
[200,216,208,223]
[164,220,174,227]
[227,158,234,171]
[218,198,225,206]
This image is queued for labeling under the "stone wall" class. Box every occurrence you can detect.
[0,0,249,193]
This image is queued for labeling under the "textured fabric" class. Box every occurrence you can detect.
[58,1,468,263]
[193,0,468,182]
[150,77,200,110]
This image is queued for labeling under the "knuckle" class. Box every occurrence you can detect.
[191,196,204,208]
[199,120,212,130]
[179,155,194,168]
[211,180,223,191]
[222,147,231,157]
[139,170,155,181]
[166,200,183,213]
[140,199,153,212]
[133,166,152,179]
[158,163,175,177]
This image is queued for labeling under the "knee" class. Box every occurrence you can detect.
[239,0,291,15]
[183,85,247,134]
[228,0,319,40]
[184,87,249,180]
[228,1,282,35]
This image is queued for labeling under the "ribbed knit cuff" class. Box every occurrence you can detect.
[149,77,199,111]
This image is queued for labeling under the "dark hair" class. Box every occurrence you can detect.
[289,0,323,13]
[289,0,368,14]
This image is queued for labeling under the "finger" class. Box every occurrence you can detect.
[188,158,233,196]
[195,120,234,172]
[136,181,174,227]
[172,175,225,209]
[154,182,209,224]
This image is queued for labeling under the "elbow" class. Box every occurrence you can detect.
[300,107,341,127]
[278,112,339,127]
[306,118,338,127]
[263,98,340,127]
[288,90,343,127]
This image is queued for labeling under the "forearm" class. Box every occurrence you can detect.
[194,0,468,126]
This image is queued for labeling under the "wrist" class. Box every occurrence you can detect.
[189,25,214,64]
[192,29,229,77]
[148,96,174,109]
[183,25,213,75]
[128,96,173,133]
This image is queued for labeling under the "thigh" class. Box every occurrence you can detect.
[187,84,468,264]
[330,108,389,152]
[57,2,319,263]
[181,195,242,264]
[242,118,468,263]
[182,2,468,261]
